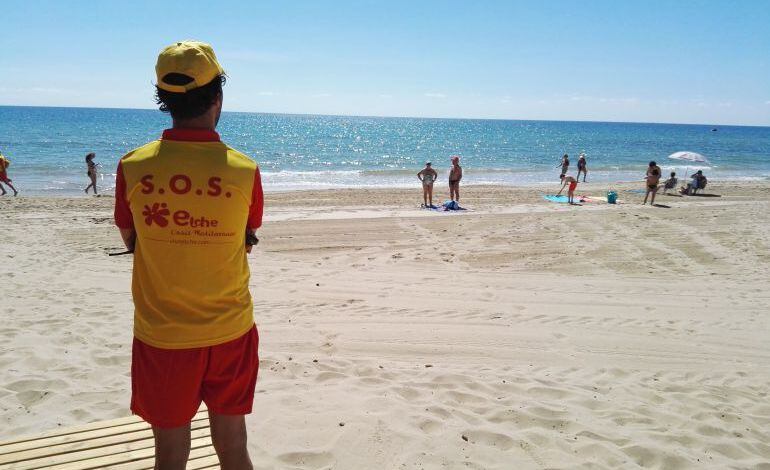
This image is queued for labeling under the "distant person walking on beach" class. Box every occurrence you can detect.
[558,154,569,177]
[417,161,438,208]
[84,153,99,195]
[0,151,19,196]
[449,155,463,202]
[557,174,579,204]
[114,41,263,469]
[643,161,661,205]
[577,153,587,182]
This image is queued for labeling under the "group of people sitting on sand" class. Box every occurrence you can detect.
[645,162,709,205]
[416,155,462,209]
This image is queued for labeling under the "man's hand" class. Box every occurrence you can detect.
[119,228,136,252]
[245,229,258,254]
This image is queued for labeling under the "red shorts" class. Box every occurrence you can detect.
[131,325,259,428]
[569,181,578,192]
[0,172,9,183]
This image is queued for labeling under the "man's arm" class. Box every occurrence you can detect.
[246,167,264,255]
[114,161,135,249]
[120,228,136,251]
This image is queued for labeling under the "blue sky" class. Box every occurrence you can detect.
[1,0,769,125]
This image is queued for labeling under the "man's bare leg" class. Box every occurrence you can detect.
[427,185,433,206]
[449,182,459,202]
[152,424,191,470]
[422,186,428,206]
[209,412,253,470]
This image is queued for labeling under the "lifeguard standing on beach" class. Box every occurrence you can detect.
[114,41,263,469]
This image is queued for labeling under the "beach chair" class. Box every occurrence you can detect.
[0,406,217,469]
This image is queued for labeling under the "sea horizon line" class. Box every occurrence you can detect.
[1,104,768,130]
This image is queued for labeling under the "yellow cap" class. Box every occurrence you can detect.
[155,41,224,93]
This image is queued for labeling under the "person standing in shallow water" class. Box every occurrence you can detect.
[577,153,587,182]
[114,41,263,470]
[84,153,98,195]
[449,155,462,202]
[417,161,438,208]
[558,154,569,177]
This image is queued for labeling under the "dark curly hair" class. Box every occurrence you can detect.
[154,74,225,120]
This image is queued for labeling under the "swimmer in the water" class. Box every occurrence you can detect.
[417,161,438,208]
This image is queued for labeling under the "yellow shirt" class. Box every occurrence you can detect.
[115,129,264,349]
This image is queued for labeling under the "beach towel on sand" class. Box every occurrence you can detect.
[543,195,585,203]
[442,200,465,211]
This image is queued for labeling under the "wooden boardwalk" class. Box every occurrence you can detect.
[0,408,218,469]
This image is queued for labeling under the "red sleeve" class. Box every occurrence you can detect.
[247,166,264,230]
[114,161,134,229]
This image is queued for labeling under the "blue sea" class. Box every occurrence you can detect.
[1,106,769,196]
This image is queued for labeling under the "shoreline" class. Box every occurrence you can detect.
[4,176,769,199]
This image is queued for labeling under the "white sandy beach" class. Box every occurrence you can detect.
[1,181,770,469]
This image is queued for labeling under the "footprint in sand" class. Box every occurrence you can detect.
[461,429,515,450]
[276,450,334,468]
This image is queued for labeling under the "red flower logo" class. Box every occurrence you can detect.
[142,203,170,227]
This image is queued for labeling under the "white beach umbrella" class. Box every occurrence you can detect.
[667,151,709,164]
[667,151,709,179]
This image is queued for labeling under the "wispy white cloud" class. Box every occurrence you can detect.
[378,94,393,99]
[424,92,446,98]
[500,95,512,104]
[257,91,276,96]
[313,93,332,98]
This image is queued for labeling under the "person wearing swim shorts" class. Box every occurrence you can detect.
[449,155,462,203]
[557,174,579,204]
[643,160,661,205]
[577,153,587,182]
[417,161,438,208]
[114,41,263,469]
[0,152,19,196]
[84,153,99,195]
